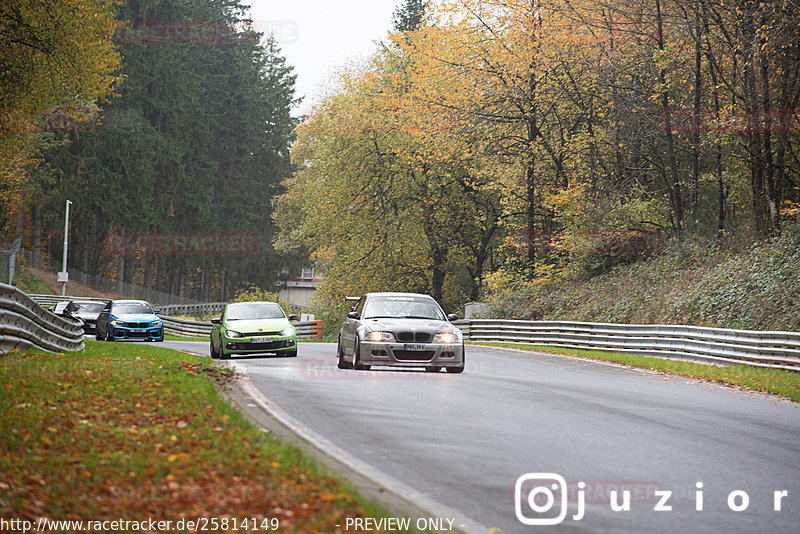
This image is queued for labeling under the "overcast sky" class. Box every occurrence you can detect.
[245,0,402,115]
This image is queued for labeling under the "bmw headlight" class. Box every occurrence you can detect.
[151,320,163,327]
[110,319,123,326]
[433,331,459,344]
[225,330,244,338]
[280,326,295,336]
[365,331,395,342]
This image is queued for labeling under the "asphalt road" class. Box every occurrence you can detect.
[161,340,800,534]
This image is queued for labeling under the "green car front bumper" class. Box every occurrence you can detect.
[222,332,297,355]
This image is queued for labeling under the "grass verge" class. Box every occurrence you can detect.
[472,342,800,402]
[12,266,55,295]
[0,341,426,532]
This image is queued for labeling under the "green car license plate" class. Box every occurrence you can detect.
[251,336,273,343]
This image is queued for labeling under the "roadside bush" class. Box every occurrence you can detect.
[483,225,800,331]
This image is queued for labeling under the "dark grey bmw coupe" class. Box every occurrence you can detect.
[337,292,464,373]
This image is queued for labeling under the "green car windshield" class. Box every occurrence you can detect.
[226,303,285,321]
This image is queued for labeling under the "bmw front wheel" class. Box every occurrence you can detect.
[337,337,352,369]
[352,339,370,371]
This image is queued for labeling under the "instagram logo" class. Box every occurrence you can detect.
[514,473,570,525]
[514,473,790,525]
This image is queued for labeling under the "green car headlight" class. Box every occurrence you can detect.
[280,326,295,336]
[225,329,244,338]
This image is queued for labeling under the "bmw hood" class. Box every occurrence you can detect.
[114,313,160,322]
[364,318,459,335]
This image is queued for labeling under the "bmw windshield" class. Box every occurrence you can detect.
[363,295,446,321]
[113,302,154,315]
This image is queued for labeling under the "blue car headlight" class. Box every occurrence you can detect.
[151,320,162,327]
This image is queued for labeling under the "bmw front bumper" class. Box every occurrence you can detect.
[111,325,164,341]
[359,341,464,368]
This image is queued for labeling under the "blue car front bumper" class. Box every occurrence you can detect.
[110,324,164,340]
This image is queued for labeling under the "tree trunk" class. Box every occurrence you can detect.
[758,9,779,234]
[143,251,152,301]
[33,201,42,269]
[702,3,726,238]
[117,254,125,295]
[690,0,703,232]
[656,0,684,240]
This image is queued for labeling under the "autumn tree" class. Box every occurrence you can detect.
[393,0,426,32]
[28,0,298,300]
[0,0,121,237]
[275,44,503,309]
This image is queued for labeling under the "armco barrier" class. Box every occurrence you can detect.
[452,319,800,370]
[156,302,226,318]
[160,315,323,340]
[0,284,85,355]
[156,302,306,317]
[29,294,109,310]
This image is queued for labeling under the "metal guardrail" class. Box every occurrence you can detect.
[156,302,306,317]
[453,319,800,370]
[0,284,85,355]
[25,291,797,370]
[160,315,324,340]
[30,297,305,323]
[29,294,109,310]
[156,302,226,317]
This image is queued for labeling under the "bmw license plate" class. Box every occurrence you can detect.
[251,337,273,343]
[131,328,146,333]
[404,344,426,351]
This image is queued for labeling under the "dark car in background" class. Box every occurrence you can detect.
[71,300,107,334]
[95,299,164,342]
[52,300,107,334]
[337,292,464,373]
[51,299,107,334]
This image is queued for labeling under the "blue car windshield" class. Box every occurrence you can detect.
[363,296,446,320]
[227,303,285,320]
[113,302,154,315]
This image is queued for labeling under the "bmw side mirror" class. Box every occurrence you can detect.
[447,314,460,322]
[288,314,298,321]
[211,317,222,324]
[347,311,360,320]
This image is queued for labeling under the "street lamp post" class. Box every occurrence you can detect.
[58,200,72,296]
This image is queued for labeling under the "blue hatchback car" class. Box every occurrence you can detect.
[95,299,164,342]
